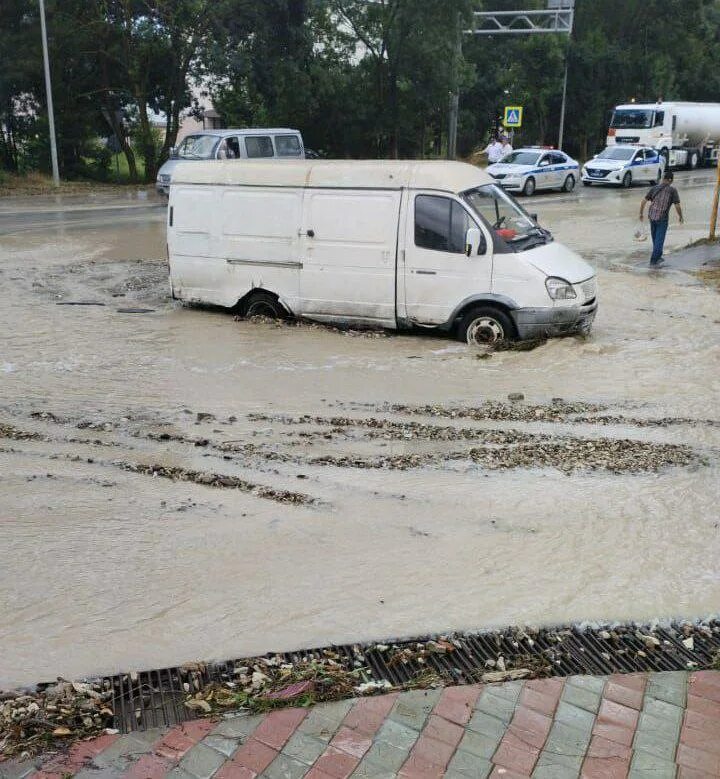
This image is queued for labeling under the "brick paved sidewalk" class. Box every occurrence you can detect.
[4,671,720,779]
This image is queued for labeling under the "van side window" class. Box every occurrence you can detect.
[654,111,664,127]
[275,135,302,157]
[415,195,470,254]
[245,136,274,158]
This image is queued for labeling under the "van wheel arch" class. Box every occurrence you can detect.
[455,302,517,345]
[237,289,288,319]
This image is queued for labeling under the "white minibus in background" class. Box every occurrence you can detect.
[156,128,304,195]
[167,160,597,346]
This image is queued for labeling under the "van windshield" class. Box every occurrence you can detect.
[463,184,546,249]
[176,135,219,160]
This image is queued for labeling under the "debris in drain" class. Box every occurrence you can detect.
[0,680,114,759]
[116,307,155,314]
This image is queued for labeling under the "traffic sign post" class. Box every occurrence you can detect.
[504,106,523,128]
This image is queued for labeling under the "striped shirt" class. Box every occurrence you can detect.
[646,183,680,221]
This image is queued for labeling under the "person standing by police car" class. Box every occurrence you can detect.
[639,170,683,266]
[482,136,505,164]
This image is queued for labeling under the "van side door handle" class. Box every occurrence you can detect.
[415,270,436,275]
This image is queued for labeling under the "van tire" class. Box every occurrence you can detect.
[241,291,287,319]
[458,306,515,347]
[688,150,699,170]
[562,175,575,193]
[522,177,536,197]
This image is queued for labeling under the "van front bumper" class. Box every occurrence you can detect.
[511,300,598,339]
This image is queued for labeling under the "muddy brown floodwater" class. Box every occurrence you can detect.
[1,177,719,687]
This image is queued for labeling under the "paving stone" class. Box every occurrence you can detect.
[560,683,602,714]
[627,769,677,779]
[638,711,682,740]
[633,728,678,761]
[263,752,310,779]
[630,747,678,774]
[212,714,264,740]
[167,768,198,779]
[554,701,596,733]
[0,760,40,779]
[467,710,509,740]
[446,748,493,778]
[361,738,410,772]
[281,731,327,765]
[177,742,227,779]
[296,699,355,744]
[202,735,241,758]
[543,721,592,757]
[532,751,584,779]
[646,673,687,708]
[388,688,442,732]
[642,698,684,726]
[89,732,158,771]
[373,718,420,751]
[487,681,524,704]
[457,728,502,759]
[351,758,398,779]
[566,676,607,695]
[474,691,517,724]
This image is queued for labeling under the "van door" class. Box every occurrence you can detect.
[218,187,303,311]
[168,185,218,299]
[298,189,401,324]
[402,193,492,326]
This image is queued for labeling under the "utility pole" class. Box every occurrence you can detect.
[558,46,570,150]
[447,11,462,160]
[710,152,720,241]
[39,0,60,186]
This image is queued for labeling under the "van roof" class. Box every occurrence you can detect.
[171,160,494,193]
[183,128,301,137]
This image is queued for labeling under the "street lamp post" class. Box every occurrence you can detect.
[38,0,60,186]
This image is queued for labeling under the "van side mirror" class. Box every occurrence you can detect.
[540,159,550,167]
[530,213,538,222]
[170,146,178,159]
[465,227,482,257]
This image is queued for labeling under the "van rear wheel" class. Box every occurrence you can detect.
[242,291,286,319]
[458,306,515,347]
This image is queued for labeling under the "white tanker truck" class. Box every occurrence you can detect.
[607,102,720,169]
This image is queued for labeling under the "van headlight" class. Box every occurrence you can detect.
[545,277,577,300]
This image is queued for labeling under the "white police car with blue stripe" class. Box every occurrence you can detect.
[581,144,666,188]
[486,148,580,197]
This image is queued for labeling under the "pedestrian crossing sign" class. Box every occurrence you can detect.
[504,106,523,127]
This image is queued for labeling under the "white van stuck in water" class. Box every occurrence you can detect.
[167,160,597,345]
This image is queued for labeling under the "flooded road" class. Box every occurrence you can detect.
[1,174,719,687]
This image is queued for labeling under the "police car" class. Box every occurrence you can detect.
[581,145,666,187]
[486,147,580,196]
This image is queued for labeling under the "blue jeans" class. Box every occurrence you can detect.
[650,218,668,263]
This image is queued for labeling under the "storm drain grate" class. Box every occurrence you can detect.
[105,618,720,733]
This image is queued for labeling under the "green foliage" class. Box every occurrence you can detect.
[3,0,720,179]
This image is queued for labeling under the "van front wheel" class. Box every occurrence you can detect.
[458,306,515,347]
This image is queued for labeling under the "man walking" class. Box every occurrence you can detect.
[639,170,683,266]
